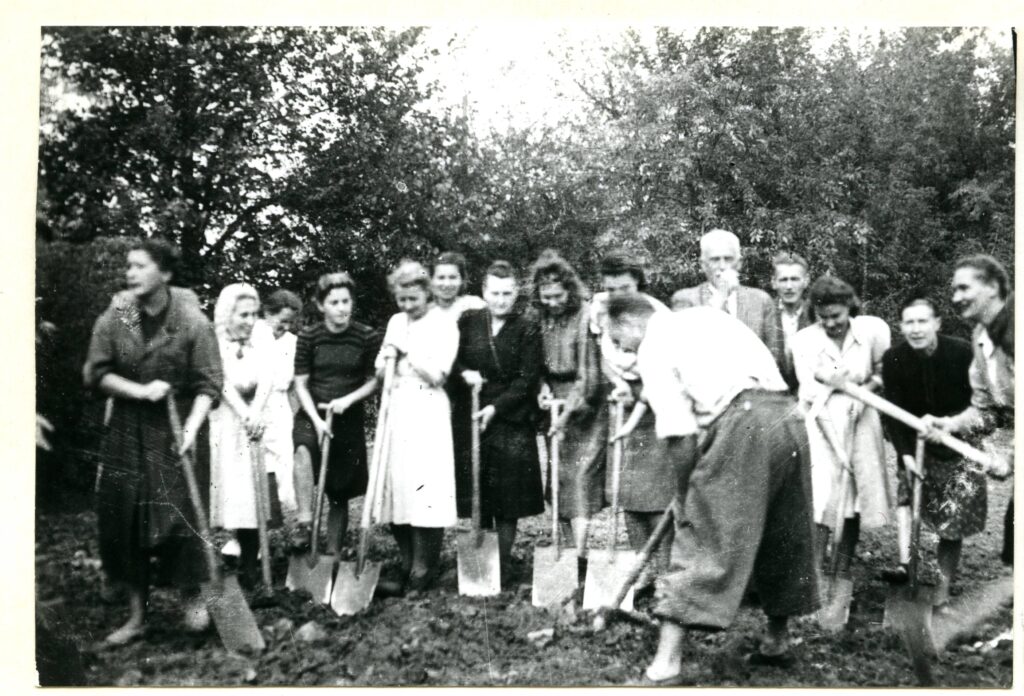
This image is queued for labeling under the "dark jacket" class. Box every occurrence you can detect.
[453,308,543,425]
[882,334,973,460]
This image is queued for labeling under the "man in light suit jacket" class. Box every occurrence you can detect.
[671,229,784,365]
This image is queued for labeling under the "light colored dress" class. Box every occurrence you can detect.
[210,330,272,529]
[374,307,459,527]
[254,319,297,513]
[792,315,893,528]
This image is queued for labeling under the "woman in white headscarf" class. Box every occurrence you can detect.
[209,283,277,589]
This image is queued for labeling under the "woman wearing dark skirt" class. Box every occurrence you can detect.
[529,250,607,566]
[452,260,545,580]
[291,273,380,555]
[83,238,223,646]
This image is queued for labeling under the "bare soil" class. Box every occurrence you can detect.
[35,433,1014,686]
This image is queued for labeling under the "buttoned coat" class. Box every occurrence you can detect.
[83,286,223,584]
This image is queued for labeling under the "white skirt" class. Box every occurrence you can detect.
[376,379,457,527]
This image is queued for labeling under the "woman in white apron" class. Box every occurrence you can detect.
[792,276,892,574]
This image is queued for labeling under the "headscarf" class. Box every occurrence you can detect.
[214,283,261,350]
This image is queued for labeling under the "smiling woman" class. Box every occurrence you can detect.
[792,275,892,579]
[208,283,279,590]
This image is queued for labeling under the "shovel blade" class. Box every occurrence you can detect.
[886,595,938,658]
[201,575,265,653]
[330,561,382,616]
[582,549,637,611]
[816,576,854,631]
[882,584,936,631]
[285,554,336,604]
[531,546,578,607]
[456,530,501,596]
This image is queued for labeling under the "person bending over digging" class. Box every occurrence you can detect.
[605,295,820,684]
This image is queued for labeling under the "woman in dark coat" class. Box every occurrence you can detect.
[882,296,986,606]
[83,238,223,646]
[451,260,545,578]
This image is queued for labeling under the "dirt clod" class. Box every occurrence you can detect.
[527,627,555,648]
[294,621,328,643]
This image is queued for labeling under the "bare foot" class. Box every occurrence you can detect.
[182,596,210,633]
[103,619,144,646]
[644,661,681,682]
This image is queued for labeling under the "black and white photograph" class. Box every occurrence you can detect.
[31,23,1015,687]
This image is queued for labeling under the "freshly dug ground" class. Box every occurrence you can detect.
[35,433,1014,686]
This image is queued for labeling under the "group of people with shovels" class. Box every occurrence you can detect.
[82,232,1013,685]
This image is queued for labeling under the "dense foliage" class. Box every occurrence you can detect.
[36,27,1014,484]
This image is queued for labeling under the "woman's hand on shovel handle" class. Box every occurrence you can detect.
[985,449,1013,481]
[920,414,954,445]
[462,370,484,388]
[326,396,353,416]
[313,415,333,442]
[475,405,496,432]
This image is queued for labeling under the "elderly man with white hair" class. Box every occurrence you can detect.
[671,229,784,365]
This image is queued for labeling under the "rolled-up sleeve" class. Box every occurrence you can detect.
[82,310,118,391]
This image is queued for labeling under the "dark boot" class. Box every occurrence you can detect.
[409,527,444,592]
[237,529,260,591]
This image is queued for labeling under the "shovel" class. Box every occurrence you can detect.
[593,497,676,631]
[285,408,335,604]
[883,436,937,685]
[841,383,997,471]
[583,398,637,611]
[249,436,274,590]
[166,395,264,653]
[456,382,501,596]
[330,355,395,615]
[532,399,577,607]
[815,414,855,632]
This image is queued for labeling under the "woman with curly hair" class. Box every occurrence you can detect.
[792,275,893,574]
[529,250,605,575]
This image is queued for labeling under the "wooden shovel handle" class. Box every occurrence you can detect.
[608,399,626,553]
[908,436,926,592]
[166,394,221,585]
[549,400,564,556]
[471,382,483,545]
[607,499,676,611]
[310,408,334,561]
[816,414,854,578]
[358,355,396,574]
[249,440,273,587]
[839,382,991,466]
